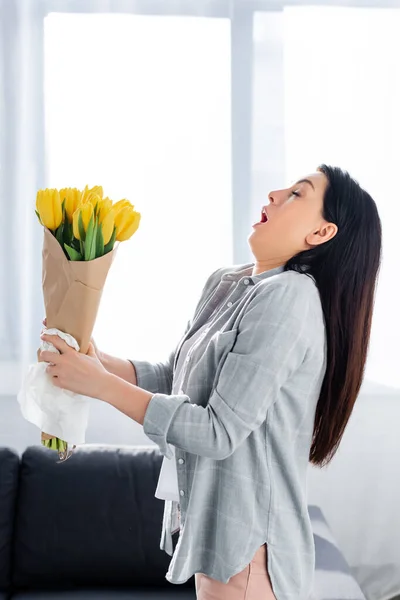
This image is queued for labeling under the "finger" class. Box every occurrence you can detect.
[86,343,96,357]
[41,350,62,364]
[46,364,60,376]
[41,334,71,354]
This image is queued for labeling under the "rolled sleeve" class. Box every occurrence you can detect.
[129,355,174,395]
[142,280,311,460]
[142,392,190,458]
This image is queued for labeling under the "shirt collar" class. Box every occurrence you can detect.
[221,262,285,286]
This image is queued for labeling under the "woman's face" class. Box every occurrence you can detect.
[248,171,337,265]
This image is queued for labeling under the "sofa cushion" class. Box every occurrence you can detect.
[308,505,366,599]
[0,447,19,591]
[13,588,195,599]
[13,446,187,589]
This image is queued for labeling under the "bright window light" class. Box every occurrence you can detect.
[44,14,232,362]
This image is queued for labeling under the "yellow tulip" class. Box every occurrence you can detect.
[89,185,103,198]
[59,187,81,223]
[72,210,80,240]
[111,199,133,215]
[97,198,113,223]
[100,210,115,245]
[86,193,102,212]
[73,202,94,240]
[36,188,63,231]
[81,185,103,204]
[114,206,141,241]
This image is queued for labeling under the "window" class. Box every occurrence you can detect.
[44,13,233,360]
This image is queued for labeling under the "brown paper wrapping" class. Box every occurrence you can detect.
[40,227,117,449]
[42,227,117,355]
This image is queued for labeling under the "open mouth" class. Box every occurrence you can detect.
[252,208,269,228]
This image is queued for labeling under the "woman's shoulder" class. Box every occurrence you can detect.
[253,270,323,327]
[254,268,317,298]
[265,269,318,293]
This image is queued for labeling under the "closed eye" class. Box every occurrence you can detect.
[290,190,300,198]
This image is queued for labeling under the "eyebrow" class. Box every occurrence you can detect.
[294,178,315,191]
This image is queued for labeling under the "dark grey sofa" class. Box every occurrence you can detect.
[0,446,366,599]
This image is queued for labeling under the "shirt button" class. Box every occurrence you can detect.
[185,356,190,363]
[180,489,185,497]
[178,458,185,465]
[227,301,233,307]
[243,279,250,285]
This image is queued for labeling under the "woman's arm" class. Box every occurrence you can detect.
[40,266,228,432]
[100,351,138,385]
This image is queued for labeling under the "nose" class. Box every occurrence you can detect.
[268,191,276,205]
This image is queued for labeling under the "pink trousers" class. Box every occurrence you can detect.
[194,544,277,600]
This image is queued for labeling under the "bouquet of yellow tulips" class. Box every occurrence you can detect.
[34,185,140,459]
[35,185,140,262]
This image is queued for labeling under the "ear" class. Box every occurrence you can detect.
[305,221,338,247]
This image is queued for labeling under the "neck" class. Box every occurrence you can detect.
[251,258,286,276]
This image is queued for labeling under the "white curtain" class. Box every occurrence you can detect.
[1,2,400,599]
[0,0,46,392]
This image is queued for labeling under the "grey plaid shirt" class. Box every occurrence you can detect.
[130,262,327,600]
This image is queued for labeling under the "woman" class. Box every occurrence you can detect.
[40,164,382,600]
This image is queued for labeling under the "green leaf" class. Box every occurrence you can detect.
[63,219,72,246]
[96,223,104,258]
[84,214,96,261]
[103,226,117,255]
[90,222,98,261]
[55,222,64,248]
[78,211,86,242]
[71,237,80,252]
[35,210,42,225]
[64,243,82,261]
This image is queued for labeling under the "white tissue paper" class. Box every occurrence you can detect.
[17,328,90,445]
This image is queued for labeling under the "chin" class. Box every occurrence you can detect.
[247,231,259,255]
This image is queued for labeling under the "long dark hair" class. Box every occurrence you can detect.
[285,165,382,467]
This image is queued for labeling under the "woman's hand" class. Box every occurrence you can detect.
[42,318,104,363]
[39,333,110,399]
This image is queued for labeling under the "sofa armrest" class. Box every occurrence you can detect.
[308,505,367,600]
[0,448,19,593]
